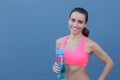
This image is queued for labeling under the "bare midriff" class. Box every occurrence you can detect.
[65,65,89,80]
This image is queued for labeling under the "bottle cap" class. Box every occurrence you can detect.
[55,49,64,55]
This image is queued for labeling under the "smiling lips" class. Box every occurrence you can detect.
[72,28,77,31]
[72,26,79,31]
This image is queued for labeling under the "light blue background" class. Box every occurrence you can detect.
[0,0,120,80]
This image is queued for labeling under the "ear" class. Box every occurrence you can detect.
[84,23,87,28]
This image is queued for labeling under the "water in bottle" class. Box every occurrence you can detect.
[56,49,66,79]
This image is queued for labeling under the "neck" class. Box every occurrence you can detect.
[69,33,83,40]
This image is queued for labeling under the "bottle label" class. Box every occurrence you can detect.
[56,57,62,64]
[55,49,66,79]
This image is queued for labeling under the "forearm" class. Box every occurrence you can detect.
[98,61,113,80]
[62,78,67,80]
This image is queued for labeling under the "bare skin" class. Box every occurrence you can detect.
[53,11,113,80]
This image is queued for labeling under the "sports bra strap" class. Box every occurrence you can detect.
[60,36,69,49]
[80,36,87,48]
[60,35,87,49]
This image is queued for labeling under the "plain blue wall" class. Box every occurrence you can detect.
[0,0,120,80]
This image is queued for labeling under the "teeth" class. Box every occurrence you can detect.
[73,28,77,31]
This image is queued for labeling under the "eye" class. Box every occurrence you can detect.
[78,20,84,24]
[71,18,75,22]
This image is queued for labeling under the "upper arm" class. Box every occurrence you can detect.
[56,37,64,50]
[91,41,112,64]
[56,39,60,50]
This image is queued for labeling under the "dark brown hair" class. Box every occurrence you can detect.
[69,7,90,37]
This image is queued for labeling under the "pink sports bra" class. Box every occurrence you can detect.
[60,35,89,67]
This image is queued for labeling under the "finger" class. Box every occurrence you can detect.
[53,65,59,71]
[53,68,59,73]
[53,69,59,73]
[53,65,59,69]
[53,63,59,69]
[54,62,59,66]
[53,66,59,73]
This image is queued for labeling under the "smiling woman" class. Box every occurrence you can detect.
[68,12,87,36]
[68,8,89,37]
[53,7,113,80]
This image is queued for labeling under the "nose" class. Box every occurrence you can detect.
[73,21,78,27]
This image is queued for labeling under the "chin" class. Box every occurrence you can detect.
[71,30,81,34]
[71,32,79,35]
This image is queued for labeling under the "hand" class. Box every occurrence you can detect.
[98,79,105,80]
[98,77,106,80]
[53,62,60,73]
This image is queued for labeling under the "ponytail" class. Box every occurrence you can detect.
[82,27,89,37]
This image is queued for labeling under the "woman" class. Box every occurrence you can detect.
[53,7,113,80]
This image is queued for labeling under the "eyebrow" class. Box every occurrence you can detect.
[71,18,85,22]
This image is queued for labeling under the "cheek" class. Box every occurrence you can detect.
[68,21,72,27]
[79,23,86,28]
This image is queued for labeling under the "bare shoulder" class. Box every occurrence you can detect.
[56,36,65,50]
[85,38,101,54]
[86,38,98,48]
[86,37,106,55]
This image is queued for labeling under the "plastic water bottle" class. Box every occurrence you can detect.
[56,49,66,79]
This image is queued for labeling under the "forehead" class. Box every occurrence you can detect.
[70,12,86,20]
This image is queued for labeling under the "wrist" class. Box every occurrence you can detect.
[98,77,106,80]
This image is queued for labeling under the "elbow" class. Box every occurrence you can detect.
[107,59,114,68]
[110,59,114,68]
[104,57,114,68]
